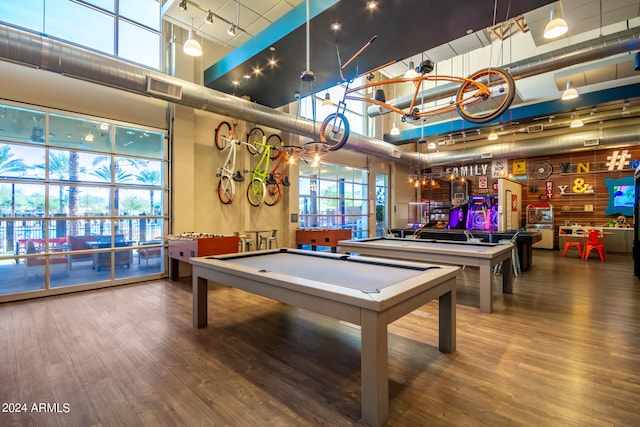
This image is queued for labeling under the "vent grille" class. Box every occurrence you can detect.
[527,124,544,133]
[146,76,183,100]
[481,152,493,159]
[584,138,599,147]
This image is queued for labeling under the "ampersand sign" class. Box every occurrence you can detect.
[573,178,590,193]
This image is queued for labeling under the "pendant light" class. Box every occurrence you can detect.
[561,81,579,100]
[543,2,568,39]
[404,61,419,78]
[183,19,202,57]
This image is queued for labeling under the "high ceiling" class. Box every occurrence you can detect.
[164,0,555,107]
[161,0,640,150]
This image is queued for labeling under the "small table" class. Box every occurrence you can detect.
[191,249,458,427]
[244,229,270,250]
[338,237,514,313]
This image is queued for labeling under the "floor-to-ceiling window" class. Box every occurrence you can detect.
[0,0,161,69]
[0,102,167,299]
[298,161,368,240]
[375,173,388,236]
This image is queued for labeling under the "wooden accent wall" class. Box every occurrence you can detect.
[417,146,640,232]
[521,146,639,229]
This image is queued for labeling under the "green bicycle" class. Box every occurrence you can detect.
[247,136,277,207]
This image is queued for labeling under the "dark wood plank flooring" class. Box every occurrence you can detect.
[1,249,639,426]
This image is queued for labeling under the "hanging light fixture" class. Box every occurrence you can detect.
[366,0,378,10]
[570,114,584,128]
[228,0,239,36]
[561,81,579,100]
[404,61,419,78]
[390,122,400,136]
[544,2,568,39]
[488,131,498,140]
[183,26,202,56]
[322,92,332,106]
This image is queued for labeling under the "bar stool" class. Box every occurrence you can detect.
[234,232,254,252]
[259,229,278,250]
[559,229,582,258]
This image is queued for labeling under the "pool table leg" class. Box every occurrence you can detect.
[502,257,513,294]
[439,288,456,353]
[479,262,493,313]
[360,309,388,427]
[193,274,208,328]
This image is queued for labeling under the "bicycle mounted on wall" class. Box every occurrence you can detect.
[319,35,516,151]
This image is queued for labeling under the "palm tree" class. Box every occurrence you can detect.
[0,144,28,254]
[35,151,69,213]
[68,152,80,236]
[135,168,161,215]
[90,164,134,214]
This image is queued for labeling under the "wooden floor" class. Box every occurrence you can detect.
[1,249,639,426]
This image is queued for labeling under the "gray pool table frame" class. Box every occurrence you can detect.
[190,248,458,427]
[338,237,514,313]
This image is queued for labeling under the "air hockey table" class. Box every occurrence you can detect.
[190,248,458,427]
[338,237,514,313]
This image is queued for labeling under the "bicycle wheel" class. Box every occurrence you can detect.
[319,112,350,151]
[264,182,282,207]
[217,175,235,204]
[455,68,515,124]
[266,134,283,160]
[247,178,266,207]
[215,121,232,150]
[246,127,265,155]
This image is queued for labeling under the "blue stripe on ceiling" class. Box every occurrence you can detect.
[386,83,640,143]
[205,0,339,81]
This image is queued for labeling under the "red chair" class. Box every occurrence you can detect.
[559,229,582,258]
[583,229,606,261]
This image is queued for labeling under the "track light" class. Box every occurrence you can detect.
[205,11,214,24]
[322,92,332,106]
[544,3,568,39]
[561,81,579,100]
[178,0,187,11]
[227,23,236,36]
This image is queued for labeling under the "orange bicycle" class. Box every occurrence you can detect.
[264,147,291,207]
[320,35,515,151]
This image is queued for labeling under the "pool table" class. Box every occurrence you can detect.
[338,237,514,314]
[190,248,458,427]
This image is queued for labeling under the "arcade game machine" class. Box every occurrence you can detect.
[489,195,500,231]
[466,196,496,231]
[449,204,469,229]
[526,203,554,249]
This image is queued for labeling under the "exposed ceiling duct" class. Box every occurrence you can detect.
[418,122,640,169]
[0,24,637,168]
[367,28,640,118]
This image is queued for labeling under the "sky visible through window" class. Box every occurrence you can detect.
[0,0,160,69]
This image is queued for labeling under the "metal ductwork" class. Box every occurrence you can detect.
[368,28,640,118]
[0,24,637,167]
[419,123,640,169]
